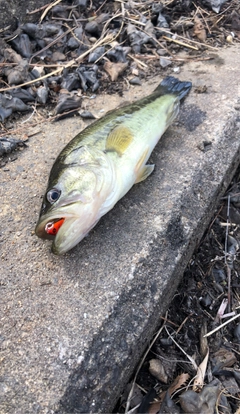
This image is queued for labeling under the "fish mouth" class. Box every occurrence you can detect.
[35,210,96,255]
[36,215,62,239]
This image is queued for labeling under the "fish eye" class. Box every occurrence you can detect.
[47,188,61,204]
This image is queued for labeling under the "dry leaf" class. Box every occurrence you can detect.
[169,373,190,395]
[193,347,209,391]
[193,17,207,42]
[103,61,128,81]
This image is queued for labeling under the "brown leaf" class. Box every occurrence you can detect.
[169,373,190,395]
[193,17,207,42]
[193,348,209,391]
[103,61,128,81]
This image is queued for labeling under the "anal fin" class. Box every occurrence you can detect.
[135,147,155,184]
[135,164,155,183]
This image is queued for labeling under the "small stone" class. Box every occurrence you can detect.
[172,66,180,73]
[129,77,141,86]
[159,57,172,68]
[226,35,233,43]
[149,359,168,383]
[89,37,97,43]
[51,51,66,62]
[157,48,168,56]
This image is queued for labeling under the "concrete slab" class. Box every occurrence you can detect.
[1,45,240,413]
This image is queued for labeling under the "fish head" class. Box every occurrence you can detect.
[35,145,114,255]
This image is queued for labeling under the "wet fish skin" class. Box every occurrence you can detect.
[35,76,192,255]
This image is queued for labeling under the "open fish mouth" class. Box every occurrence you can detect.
[35,212,75,240]
[35,212,95,254]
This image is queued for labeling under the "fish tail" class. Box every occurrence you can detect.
[154,76,192,100]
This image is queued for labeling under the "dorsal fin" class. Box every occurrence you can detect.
[106,125,133,156]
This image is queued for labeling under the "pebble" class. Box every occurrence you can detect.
[129,77,141,86]
[226,35,233,43]
[172,66,180,73]
[159,57,172,68]
[51,51,66,62]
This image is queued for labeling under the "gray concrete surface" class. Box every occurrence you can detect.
[1,45,240,413]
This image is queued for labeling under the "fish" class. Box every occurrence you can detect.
[35,76,192,255]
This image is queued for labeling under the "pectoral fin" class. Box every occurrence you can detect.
[135,147,155,183]
[106,125,133,156]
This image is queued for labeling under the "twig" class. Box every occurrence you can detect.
[165,326,198,371]
[128,54,148,68]
[194,3,212,34]
[21,106,37,124]
[159,315,179,327]
[29,26,74,64]
[226,264,232,313]
[224,195,231,264]
[155,27,219,50]
[162,35,199,51]
[40,0,63,22]
[204,313,240,337]
[138,26,173,57]
[176,313,194,335]
[126,403,140,414]
[211,15,225,29]
[225,195,232,313]
[26,3,51,15]
[0,107,81,138]
[0,24,11,33]
[95,0,109,14]
[51,16,89,22]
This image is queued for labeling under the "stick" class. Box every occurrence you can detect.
[40,0,63,22]
[162,35,199,50]
[155,27,219,51]
[204,314,240,337]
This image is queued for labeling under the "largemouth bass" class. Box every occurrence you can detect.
[35,76,192,255]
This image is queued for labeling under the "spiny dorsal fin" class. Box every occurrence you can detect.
[106,125,133,156]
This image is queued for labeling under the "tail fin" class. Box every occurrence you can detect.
[154,76,192,100]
